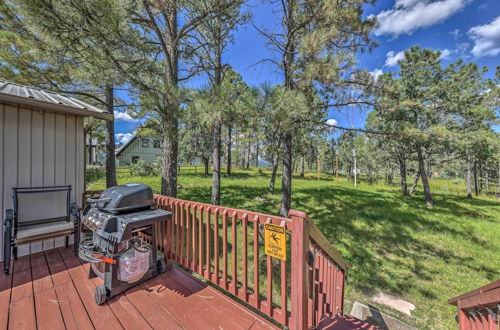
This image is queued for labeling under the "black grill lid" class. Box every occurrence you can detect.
[96,183,154,213]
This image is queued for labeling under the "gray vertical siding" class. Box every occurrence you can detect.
[0,103,85,259]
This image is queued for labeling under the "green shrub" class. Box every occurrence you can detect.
[85,166,105,184]
[129,159,156,176]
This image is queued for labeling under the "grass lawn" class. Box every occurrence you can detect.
[88,166,500,329]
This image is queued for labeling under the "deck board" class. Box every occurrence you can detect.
[0,261,13,329]
[44,249,94,330]
[9,255,36,329]
[77,257,154,329]
[30,252,66,330]
[57,247,123,329]
[1,247,279,330]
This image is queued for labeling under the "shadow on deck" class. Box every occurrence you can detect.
[0,247,376,329]
[0,247,276,329]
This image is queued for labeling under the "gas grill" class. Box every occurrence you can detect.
[79,183,171,305]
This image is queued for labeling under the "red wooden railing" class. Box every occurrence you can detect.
[448,279,500,330]
[83,191,349,329]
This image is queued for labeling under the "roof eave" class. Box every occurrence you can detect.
[116,135,137,156]
[0,92,113,121]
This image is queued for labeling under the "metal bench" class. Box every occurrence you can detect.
[3,185,81,275]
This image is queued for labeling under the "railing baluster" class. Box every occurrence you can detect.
[318,252,324,319]
[174,201,179,262]
[214,208,219,285]
[266,255,273,317]
[180,202,185,265]
[222,210,228,290]
[205,207,211,280]
[198,206,204,275]
[167,199,173,259]
[231,211,238,296]
[191,205,197,271]
[186,203,191,267]
[326,260,331,316]
[314,251,319,324]
[253,216,259,309]
[339,268,345,314]
[281,259,287,326]
[335,266,340,315]
[242,213,248,302]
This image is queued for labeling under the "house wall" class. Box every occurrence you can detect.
[117,136,162,165]
[0,103,85,259]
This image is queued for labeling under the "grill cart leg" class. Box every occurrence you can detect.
[88,263,98,279]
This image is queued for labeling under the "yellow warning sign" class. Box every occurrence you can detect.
[264,223,286,261]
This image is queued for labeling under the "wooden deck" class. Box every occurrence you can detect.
[0,247,277,329]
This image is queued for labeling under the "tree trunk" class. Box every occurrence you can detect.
[409,171,420,195]
[479,164,483,193]
[466,149,473,198]
[398,154,408,195]
[88,129,93,165]
[280,133,292,217]
[473,159,479,196]
[416,144,433,207]
[203,157,209,175]
[160,2,179,198]
[300,155,305,177]
[227,125,232,175]
[246,142,251,169]
[484,167,489,193]
[211,120,222,205]
[255,141,259,167]
[269,155,279,194]
[385,172,393,185]
[105,85,117,188]
[161,112,178,197]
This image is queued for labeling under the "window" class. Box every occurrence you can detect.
[153,140,160,148]
[142,138,149,148]
[132,156,140,164]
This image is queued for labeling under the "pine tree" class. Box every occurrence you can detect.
[257,0,376,216]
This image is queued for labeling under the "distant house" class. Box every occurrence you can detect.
[116,135,162,165]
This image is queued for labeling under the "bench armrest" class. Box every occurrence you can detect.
[5,209,14,223]
[70,203,82,220]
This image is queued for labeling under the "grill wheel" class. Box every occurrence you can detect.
[95,284,109,305]
[157,259,167,274]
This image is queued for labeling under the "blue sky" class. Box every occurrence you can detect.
[115,0,500,144]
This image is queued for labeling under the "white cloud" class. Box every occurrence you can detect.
[455,42,471,58]
[385,50,405,67]
[374,0,470,37]
[115,132,135,145]
[468,16,500,57]
[439,49,451,59]
[450,29,461,40]
[370,69,383,80]
[114,110,137,122]
[326,119,338,127]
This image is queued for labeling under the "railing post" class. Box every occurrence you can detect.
[289,210,310,330]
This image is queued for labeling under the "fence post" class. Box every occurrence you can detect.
[289,210,309,330]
